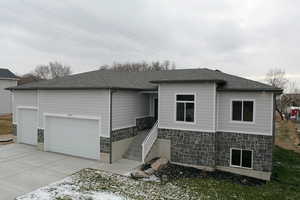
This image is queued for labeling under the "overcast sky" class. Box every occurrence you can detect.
[0,0,299,84]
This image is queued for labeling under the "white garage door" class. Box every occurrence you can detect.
[44,114,101,160]
[17,107,38,145]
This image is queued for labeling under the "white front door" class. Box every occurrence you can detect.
[44,115,101,160]
[17,107,38,145]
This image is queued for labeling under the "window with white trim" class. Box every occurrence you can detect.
[176,94,195,122]
[232,100,254,122]
[230,148,253,168]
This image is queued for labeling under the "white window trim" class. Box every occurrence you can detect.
[229,148,253,169]
[174,93,196,124]
[230,99,256,124]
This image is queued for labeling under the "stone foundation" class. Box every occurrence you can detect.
[216,132,273,172]
[158,128,273,179]
[12,124,17,136]
[37,129,44,143]
[37,128,45,151]
[136,116,155,131]
[158,129,216,167]
[100,137,111,154]
[111,126,138,142]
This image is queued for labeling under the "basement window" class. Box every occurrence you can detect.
[176,94,195,122]
[232,100,254,122]
[230,148,253,169]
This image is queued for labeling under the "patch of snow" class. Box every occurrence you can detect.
[142,175,160,182]
[16,177,127,200]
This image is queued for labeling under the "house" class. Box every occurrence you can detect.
[8,68,282,180]
[0,68,18,115]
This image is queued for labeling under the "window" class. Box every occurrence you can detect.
[176,94,195,122]
[232,100,254,122]
[230,148,253,168]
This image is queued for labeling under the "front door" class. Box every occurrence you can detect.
[154,98,158,121]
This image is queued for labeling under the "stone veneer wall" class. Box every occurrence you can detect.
[136,116,155,131]
[158,128,216,167]
[100,137,111,154]
[100,126,139,154]
[158,128,273,173]
[12,124,17,136]
[216,132,273,172]
[111,126,138,142]
[37,128,44,143]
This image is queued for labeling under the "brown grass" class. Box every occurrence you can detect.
[275,120,300,153]
[0,114,13,135]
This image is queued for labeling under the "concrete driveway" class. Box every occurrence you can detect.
[0,144,140,200]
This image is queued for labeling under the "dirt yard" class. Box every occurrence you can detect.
[275,120,300,153]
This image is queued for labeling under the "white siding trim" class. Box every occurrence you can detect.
[213,83,217,131]
[109,89,111,136]
[159,126,215,133]
[17,106,38,110]
[112,125,136,131]
[158,85,160,125]
[217,129,271,136]
[230,99,256,124]
[270,94,274,136]
[37,91,39,129]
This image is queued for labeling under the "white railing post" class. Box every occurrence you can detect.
[141,121,158,163]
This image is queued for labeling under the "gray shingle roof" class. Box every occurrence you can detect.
[7,68,282,92]
[0,68,18,79]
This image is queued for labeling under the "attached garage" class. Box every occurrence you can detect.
[17,107,38,145]
[44,114,101,160]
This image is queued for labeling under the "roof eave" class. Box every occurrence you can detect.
[217,88,283,93]
[6,86,157,91]
[150,79,226,84]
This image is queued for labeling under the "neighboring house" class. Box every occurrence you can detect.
[0,68,18,115]
[8,68,282,180]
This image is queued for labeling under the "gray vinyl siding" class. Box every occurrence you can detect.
[0,79,17,114]
[12,90,37,123]
[217,91,273,135]
[38,90,110,137]
[158,83,216,132]
[112,90,149,130]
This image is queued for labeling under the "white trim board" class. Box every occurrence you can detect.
[159,126,215,133]
[216,129,272,136]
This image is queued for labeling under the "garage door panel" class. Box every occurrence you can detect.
[45,116,100,160]
[18,109,38,145]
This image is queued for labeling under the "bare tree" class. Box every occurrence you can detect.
[49,62,72,79]
[34,65,50,79]
[287,81,300,93]
[265,68,288,90]
[265,68,288,120]
[99,60,176,72]
[33,61,72,80]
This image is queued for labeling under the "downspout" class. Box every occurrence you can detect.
[109,89,112,164]
[109,89,117,164]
